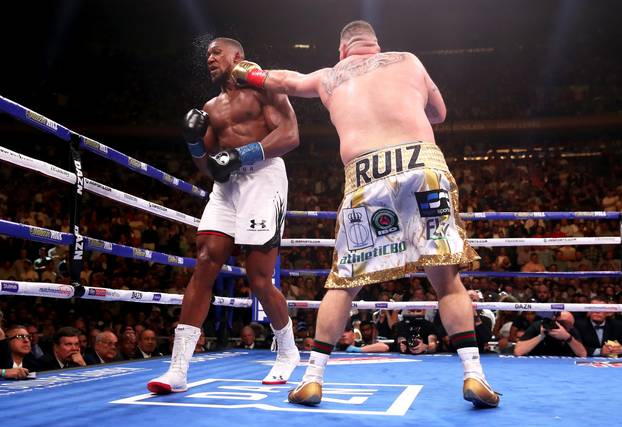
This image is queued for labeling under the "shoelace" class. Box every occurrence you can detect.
[171,336,189,373]
[171,338,186,371]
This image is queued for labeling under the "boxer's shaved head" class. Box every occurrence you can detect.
[210,37,245,58]
[338,20,379,60]
[340,20,376,43]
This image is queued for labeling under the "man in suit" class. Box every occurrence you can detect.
[38,327,86,371]
[575,297,622,357]
[134,329,163,359]
[84,331,121,365]
[0,325,41,379]
[237,325,260,350]
[119,329,138,360]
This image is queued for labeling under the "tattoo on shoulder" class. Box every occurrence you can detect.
[322,52,406,95]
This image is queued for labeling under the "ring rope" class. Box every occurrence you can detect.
[281,236,622,247]
[280,269,622,279]
[0,219,246,275]
[2,281,619,313]
[8,144,618,240]
[0,146,200,227]
[79,135,208,199]
[282,299,622,313]
[0,95,208,198]
[285,210,621,221]
[2,219,618,286]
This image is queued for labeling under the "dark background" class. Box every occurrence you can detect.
[1,0,621,146]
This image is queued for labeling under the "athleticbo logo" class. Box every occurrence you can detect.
[339,242,407,265]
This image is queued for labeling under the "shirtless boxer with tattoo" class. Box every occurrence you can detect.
[232,21,499,408]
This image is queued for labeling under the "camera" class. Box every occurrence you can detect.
[542,317,559,330]
[407,335,422,348]
[401,315,426,348]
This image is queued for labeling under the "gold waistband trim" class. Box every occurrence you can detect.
[344,142,448,194]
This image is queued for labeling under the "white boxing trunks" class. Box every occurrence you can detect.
[326,141,478,289]
[198,157,287,247]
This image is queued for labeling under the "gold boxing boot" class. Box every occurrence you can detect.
[287,381,322,405]
[463,377,500,408]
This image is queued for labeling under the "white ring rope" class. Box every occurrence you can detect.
[0,145,200,227]
[283,300,622,313]
[84,178,199,227]
[0,145,75,185]
[281,236,622,247]
[2,281,619,313]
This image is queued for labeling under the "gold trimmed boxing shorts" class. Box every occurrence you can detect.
[325,141,479,289]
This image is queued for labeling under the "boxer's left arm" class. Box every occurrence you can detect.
[259,91,300,158]
[194,125,218,179]
[424,71,446,124]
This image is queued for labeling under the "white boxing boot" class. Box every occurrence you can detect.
[262,318,300,384]
[147,324,201,394]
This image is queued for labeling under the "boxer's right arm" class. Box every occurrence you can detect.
[233,61,327,98]
[263,69,328,98]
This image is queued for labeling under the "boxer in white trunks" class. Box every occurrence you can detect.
[147,37,300,394]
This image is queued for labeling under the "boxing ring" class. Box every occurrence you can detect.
[2,350,622,427]
[1,95,622,426]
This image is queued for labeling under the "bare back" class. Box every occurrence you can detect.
[317,52,435,164]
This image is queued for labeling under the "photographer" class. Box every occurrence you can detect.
[336,324,389,353]
[393,309,438,355]
[514,311,587,357]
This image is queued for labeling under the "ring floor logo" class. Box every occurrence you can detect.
[111,378,422,416]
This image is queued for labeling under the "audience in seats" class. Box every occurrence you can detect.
[85,331,120,364]
[575,298,622,357]
[38,327,87,370]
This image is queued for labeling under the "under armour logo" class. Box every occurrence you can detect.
[249,219,267,229]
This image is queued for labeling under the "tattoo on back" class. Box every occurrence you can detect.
[322,52,406,96]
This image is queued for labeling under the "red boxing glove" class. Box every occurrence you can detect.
[232,60,268,88]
